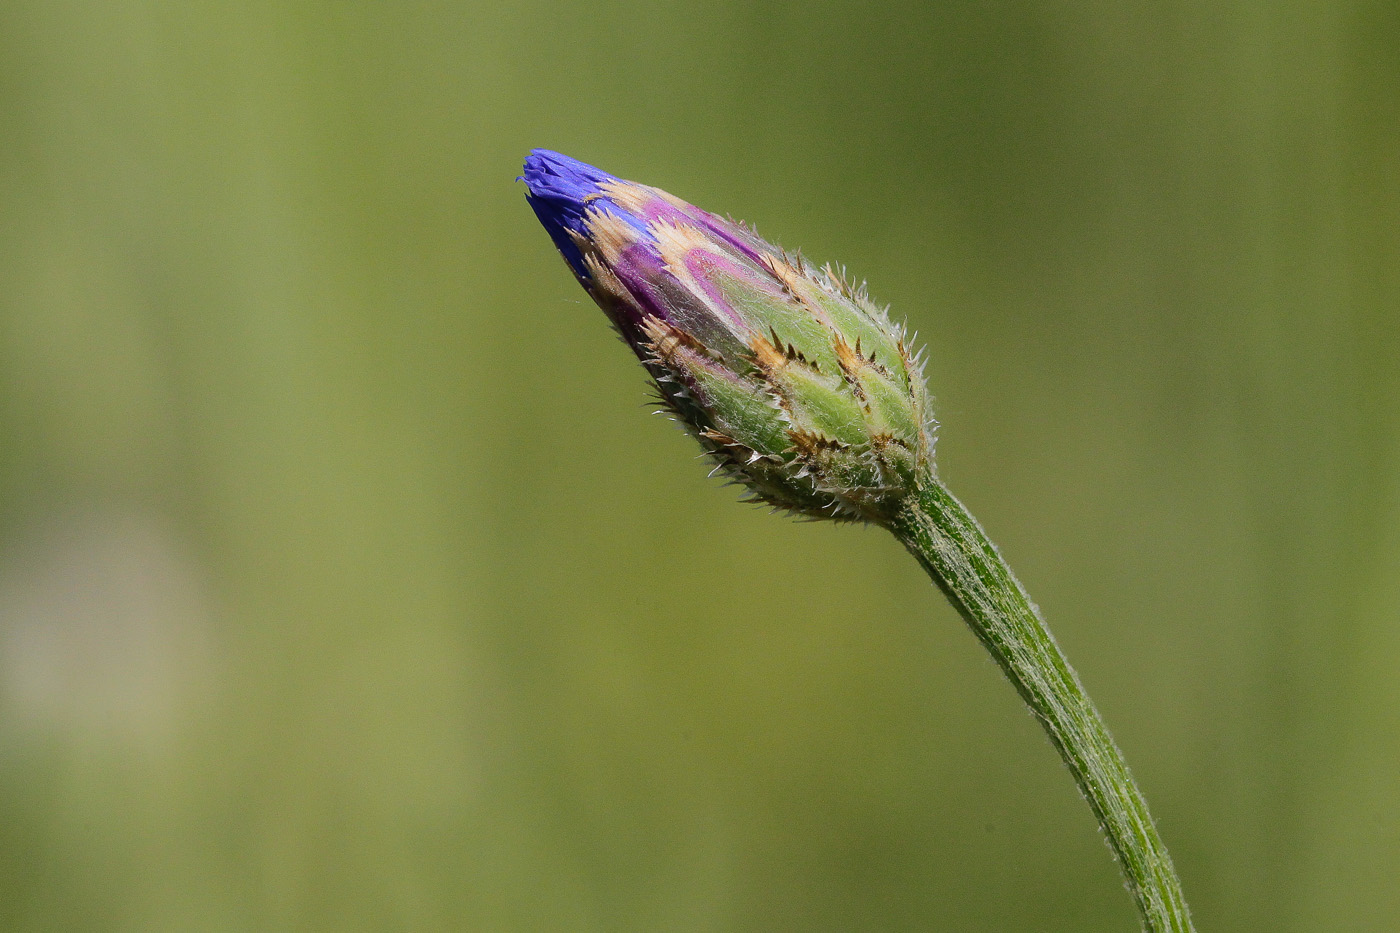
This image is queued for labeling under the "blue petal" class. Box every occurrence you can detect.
[522,149,649,280]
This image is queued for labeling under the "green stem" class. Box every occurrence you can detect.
[889,478,1194,933]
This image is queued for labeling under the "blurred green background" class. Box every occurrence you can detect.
[1,1,1396,930]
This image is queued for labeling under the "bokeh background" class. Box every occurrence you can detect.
[1,1,1396,930]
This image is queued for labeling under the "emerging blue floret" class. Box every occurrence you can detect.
[522,149,649,279]
[521,149,615,277]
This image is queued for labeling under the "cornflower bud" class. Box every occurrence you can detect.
[522,149,935,523]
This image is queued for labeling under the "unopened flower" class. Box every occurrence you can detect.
[522,149,935,523]
[520,151,1198,933]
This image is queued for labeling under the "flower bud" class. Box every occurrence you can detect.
[522,149,935,523]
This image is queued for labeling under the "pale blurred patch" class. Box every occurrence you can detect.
[0,508,212,747]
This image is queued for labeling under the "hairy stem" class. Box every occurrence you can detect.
[889,478,1194,933]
